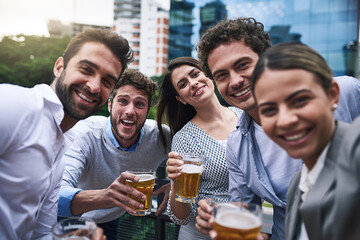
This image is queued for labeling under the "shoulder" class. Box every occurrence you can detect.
[144,119,170,134]
[66,115,107,142]
[341,117,360,160]
[0,84,45,112]
[334,75,360,92]
[228,106,244,118]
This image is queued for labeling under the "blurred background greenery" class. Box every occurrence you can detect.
[0,34,162,120]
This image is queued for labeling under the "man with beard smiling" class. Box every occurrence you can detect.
[0,29,133,239]
[58,69,171,239]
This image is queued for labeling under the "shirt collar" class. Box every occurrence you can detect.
[299,141,331,196]
[105,117,144,152]
[35,84,64,126]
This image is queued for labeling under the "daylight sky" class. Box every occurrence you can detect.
[0,0,168,36]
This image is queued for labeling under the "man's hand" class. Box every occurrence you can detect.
[71,172,147,216]
[153,183,170,216]
[195,199,214,236]
[100,171,147,215]
[93,227,107,240]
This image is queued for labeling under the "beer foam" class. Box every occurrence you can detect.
[137,174,155,182]
[181,164,203,174]
[216,210,261,230]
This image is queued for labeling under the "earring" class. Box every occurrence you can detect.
[333,103,338,109]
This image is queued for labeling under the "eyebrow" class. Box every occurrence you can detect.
[176,67,197,87]
[258,89,311,107]
[116,94,148,102]
[78,60,118,82]
[212,57,252,78]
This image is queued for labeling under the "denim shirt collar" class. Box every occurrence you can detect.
[237,110,253,135]
[105,117,144,151]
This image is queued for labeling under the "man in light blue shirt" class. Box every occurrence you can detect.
[58,69,171,239]
[195,17,360,240]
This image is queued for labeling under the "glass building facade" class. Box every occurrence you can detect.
[169,0,359,77]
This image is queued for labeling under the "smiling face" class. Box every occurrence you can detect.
[108,85,149,148]
[254,68,339,169]
[171,64,215,108]
[53,42,122,121]
[207,40,259,113]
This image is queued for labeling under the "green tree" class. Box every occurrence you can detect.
[0,34,70,87]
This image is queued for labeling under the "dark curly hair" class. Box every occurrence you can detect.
[197,17,271,79]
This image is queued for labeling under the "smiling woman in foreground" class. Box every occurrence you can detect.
[251,42,360,240]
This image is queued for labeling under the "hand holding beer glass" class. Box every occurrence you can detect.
[211,198,262,240]
[125,169,156,216]
[174,153,204,203]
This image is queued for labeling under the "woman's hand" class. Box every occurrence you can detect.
[166,152,183,180]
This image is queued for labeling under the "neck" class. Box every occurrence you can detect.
[60,114,78,133]
[193,95,226,123]
[247,107,261,125]
[116,133,140,149]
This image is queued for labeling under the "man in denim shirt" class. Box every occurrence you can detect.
[195,17,360,240]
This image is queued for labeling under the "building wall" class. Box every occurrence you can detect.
[139,0,169,76]
[169,0,359,77]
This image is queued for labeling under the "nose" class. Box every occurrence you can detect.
[86,76,101,94]
[277,106,298,129]
[189,79,199,89]
[229,71,244,89]
[124,103,136,117]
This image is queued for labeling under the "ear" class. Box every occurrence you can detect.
[108,98,112,113]
[328,80,340,111]
[53,57,64,78]
[176,95,187,105]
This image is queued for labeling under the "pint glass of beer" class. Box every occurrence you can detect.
[213,201,262,240]
[125,169,156,216]
[175,153,204,203]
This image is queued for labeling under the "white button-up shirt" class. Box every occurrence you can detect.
[0,84,67,239]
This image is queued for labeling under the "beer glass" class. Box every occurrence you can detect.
[52,217,97,240]
[175,153,204,203]
[125,169,156,216]
[213,201,262,240]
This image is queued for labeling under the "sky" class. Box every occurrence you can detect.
[0,0,117,36]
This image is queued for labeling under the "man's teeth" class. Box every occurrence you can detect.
[123,120,134,124]
[78,92,94,103]
[284,132,307,141]
[234,87,250,97]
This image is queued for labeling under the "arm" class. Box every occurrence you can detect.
[70,172,146,216]
[59,138,146,217]
[153,182,170,216]
[226,141,261,204]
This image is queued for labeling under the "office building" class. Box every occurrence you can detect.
[113,0,169,76]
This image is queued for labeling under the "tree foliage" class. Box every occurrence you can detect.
[0,34,164,120]
[0,34,70,87]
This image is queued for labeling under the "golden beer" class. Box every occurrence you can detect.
[214,204,262,240]
[175,163,203,203]
[126,173,155,216]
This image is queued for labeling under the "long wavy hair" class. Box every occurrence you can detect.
[156,57,201,149]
